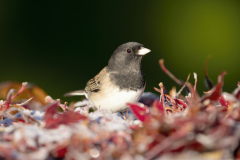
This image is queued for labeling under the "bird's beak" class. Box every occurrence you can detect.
[138,47,151,55]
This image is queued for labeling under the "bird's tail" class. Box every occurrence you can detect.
[64,90,85,97]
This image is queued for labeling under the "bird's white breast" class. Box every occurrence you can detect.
[89,87,145,113]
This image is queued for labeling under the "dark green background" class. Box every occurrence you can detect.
[0,1,239,101]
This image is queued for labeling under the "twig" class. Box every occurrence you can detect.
[56,100,74,112]
[191,72,198,103]
[154,87,161,93]
[120,112,127,121]
[4,89,15,110]
[159,83,166,109]
[18,97,34,106]
[204,55,211,76]
[159,59,183,86]
[175,74,190,98]
[159,59,200,101]
[11,82,28,100]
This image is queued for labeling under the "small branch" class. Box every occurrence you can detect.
[11,82,28,100]
[159,59,183,86]
[204,55,211,76]
[18,97,34,106]
[175,74,190,98]
[4,89,15,110]
[154,87,161,93]
[159,83,166,109]
[191,72,198,103]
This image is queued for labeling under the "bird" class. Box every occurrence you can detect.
[64,42,150,117]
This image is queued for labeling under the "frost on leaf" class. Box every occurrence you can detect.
[43,102,86,129]
[127,103,152,122]
[0,58,240,160]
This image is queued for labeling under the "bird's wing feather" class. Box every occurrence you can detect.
[85,67,107,93]
[64,90,85,96]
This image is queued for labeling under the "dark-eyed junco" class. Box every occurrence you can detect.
[64,42,150,115]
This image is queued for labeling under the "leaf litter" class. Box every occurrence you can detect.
[0,59,240,159]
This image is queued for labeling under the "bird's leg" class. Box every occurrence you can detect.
[120,112,127,121]
[86,101,90,115]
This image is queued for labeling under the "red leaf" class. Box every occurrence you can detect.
[127,103,151,122]
[43,102,59,120]
[201,71,227,102]
[218,96,229,108]
[174,98,188,109]
[55,147,67,158]
[236,90,240,100]
[153,100,165,116]
[43,103,86,129]
[233,82,240,100]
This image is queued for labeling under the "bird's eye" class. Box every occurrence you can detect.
[127,49,132,53]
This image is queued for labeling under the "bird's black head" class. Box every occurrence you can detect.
[107,42,150,73]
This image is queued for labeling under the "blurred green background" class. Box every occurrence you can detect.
[0,1,239,101]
